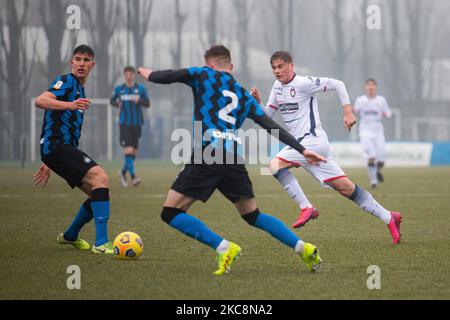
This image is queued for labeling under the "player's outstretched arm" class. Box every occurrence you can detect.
[138,67,193,84]
[33,163,51,188]
[306,77,356,132]
[35,91,90,112]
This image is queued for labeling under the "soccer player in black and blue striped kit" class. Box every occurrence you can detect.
[110,66,150,187]
[33,45,113,254]
[138,45,325,275]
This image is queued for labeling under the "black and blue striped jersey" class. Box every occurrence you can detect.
[147,66,306,156]
[110,83,150,126]
[40,73,86,156]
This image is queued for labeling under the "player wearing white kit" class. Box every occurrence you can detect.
[354,79,391,188]
[250,51,402,244]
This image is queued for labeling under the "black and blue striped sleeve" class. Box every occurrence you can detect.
[139,84,150,108]
[47,75,73,101]
[110,86,121,107]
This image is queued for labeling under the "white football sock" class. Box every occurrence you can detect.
[216,239,231,254]
[294,240,305,254]
[274,169,312,209]
[349,185,391,224]
[368,164,378,185]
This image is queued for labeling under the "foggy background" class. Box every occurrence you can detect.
[1,0,449,161]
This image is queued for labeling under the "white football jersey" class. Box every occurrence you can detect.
[265,75,351,140]
[354,95,391,136]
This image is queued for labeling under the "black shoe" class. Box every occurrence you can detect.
[377,171,384,183]
[371,183,378,189]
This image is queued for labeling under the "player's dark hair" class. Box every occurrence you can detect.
[366,78,377,85]
[270,51,293,64]
[204,45,231,64]
[124,66,136,73]
[73,44,94,58]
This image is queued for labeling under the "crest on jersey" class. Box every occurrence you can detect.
[53,81,63,90]
[290,88,296,97]
[83,156,92,164]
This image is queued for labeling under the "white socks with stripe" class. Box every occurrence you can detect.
[273,168,312,209]
[349,185,391,224]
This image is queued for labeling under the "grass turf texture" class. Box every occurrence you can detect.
[0,162,449,299]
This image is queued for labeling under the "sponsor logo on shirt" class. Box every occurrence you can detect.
[120,94,140,101]
[279,103,299,113]
[53,81,63,90]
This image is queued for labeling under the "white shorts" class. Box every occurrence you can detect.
[274,135,346,186]
[359,134,386,161]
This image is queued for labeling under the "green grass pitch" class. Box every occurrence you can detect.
[1,162,449,299]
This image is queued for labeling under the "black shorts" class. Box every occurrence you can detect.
[171,163,255,203]
[41,144,98,189]
[120,125,142,149]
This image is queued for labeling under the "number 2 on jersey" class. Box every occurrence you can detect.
[219,90,238,125]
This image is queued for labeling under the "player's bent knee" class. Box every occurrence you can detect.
[161,207,185,225]
[85,166,109,188]
[269,158,289,174]
[330,178,355,198]
[241,208,261,226]
[340,183,356,198]
[96,169,109,187]
[268,160,279,174]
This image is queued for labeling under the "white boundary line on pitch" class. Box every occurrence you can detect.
[1,193,449,199]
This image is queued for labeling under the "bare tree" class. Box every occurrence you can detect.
[39,0,68,80]
[197,0,218,50]
[0,1,37,159]
[233,0,253,86]
[130,0,154,68]
[325,0,353,81]
[381,0,402,106]
[170,0,188,113]
[382,0,435,106]
[360,0,370,80]
[172,0,187,70]
[82,0,122,98]
[269,0,288,50]
[404,0,434,103]
[287,0,294,53]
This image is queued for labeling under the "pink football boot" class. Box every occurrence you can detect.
[292,207,319,229]
[387,212,403,244]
